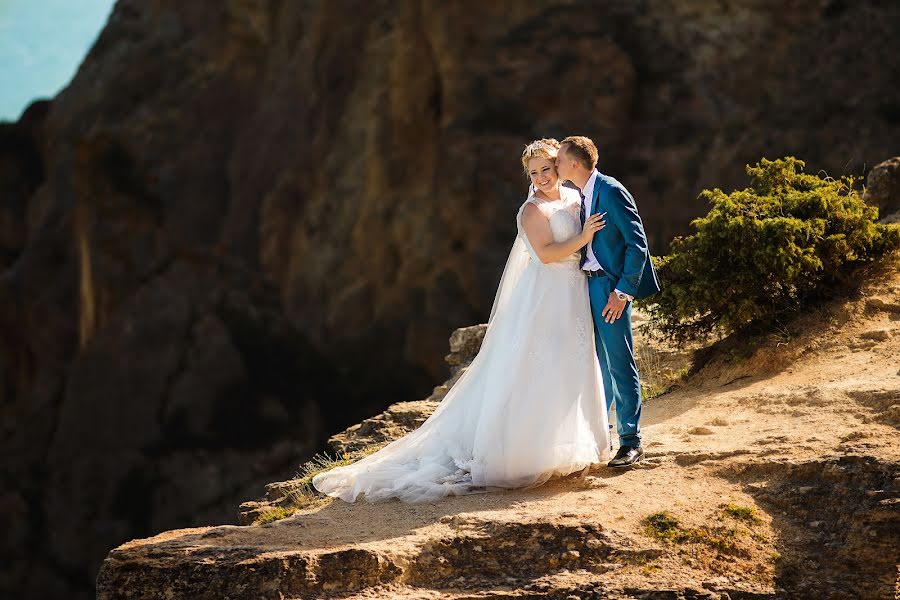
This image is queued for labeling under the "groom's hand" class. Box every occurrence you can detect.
[602,293,627,324]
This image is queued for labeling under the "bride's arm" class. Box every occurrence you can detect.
[521,203,605,264]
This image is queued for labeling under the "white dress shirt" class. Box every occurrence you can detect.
[580,171,603,272]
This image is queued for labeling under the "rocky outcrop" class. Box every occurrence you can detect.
[95,266,900,599]
[90,305,900,591]
[866,156,900,223]
[3,1,900,599]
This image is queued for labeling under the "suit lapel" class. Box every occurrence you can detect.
[590,171,603,216]
[587,171,605,268]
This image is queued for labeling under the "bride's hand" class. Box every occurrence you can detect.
[581,212,606,244]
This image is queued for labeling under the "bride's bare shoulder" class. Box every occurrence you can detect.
[521,200,549,225]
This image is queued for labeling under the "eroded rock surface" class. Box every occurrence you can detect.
[97,269,900,599]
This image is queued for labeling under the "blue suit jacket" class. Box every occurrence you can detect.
[584,171,661,300]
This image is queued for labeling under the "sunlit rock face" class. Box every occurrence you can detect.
[866,157,900,222]
[1,0,898,598]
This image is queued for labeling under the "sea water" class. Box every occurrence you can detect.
[0,0,115,121]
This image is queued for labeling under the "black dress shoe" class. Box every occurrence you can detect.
[607,445,644,468]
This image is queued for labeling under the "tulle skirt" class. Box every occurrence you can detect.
[312,259,610,503]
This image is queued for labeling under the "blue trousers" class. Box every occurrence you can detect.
[587,275,642,447]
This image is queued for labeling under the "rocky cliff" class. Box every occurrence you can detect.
[2,1,900,599]
[96,263,900,599]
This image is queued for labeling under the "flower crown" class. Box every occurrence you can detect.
[523,138,561,157]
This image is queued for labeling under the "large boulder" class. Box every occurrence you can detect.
[865,157,900,222]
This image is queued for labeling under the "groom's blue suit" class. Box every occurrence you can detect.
[579,170,660,448]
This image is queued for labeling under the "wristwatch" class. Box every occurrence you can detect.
[615,290,630,302]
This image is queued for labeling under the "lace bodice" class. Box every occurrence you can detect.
[523,187,583,264]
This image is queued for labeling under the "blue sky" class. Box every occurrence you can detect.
[0,0,116,121]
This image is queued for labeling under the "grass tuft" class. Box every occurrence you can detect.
[642,511,742,553]
[643,511,682,539]
[251,442,389,525]
[720,504,763,525]
[255,506,298,525]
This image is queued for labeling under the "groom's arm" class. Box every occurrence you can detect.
[605,184,650,299]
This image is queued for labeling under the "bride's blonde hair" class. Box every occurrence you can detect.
[521,138,561,177]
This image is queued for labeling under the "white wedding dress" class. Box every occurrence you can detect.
[312,185,610,503]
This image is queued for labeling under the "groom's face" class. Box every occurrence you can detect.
[556,146,573,182]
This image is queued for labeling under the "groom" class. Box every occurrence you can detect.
[556,136,661,468]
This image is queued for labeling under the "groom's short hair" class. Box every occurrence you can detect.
[561,136,598,170]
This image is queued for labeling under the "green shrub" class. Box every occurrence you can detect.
[641,157,900,343]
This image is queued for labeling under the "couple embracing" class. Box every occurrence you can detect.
[313,136,660,503]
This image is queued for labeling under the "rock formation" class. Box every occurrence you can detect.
[867,156,900,223]
[2,1,900,599]
[96,265,900,599]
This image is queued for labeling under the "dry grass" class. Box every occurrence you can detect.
[254,505,300,525]
[635,343,692,399]
[252,442,390,525]
[642,511,744,555]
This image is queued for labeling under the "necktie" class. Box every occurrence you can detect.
[578,191,588,268]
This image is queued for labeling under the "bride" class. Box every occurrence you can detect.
[312,138,610,503]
